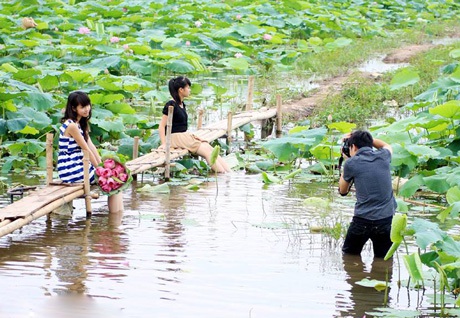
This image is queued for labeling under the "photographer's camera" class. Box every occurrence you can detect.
[342,138,350,158]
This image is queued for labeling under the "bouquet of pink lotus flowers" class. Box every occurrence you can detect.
[95,155,133,196]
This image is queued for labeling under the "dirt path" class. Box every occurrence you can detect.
[283,43,436,120]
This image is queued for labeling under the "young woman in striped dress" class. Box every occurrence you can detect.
[58,91,123,213]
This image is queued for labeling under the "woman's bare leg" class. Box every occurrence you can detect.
[108,192,124,213]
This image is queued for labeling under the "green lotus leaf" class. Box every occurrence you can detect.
[355,279,388,292]
[1,63,18,73]
[429,100,460,119]
[261,171,281,184]
[105,102,135,115]
[449,48,460,59]
[446,186,460,205]
[403,253,424,283]
[27,92,55,111]
[96,78,122,91]
[390,68,420,90]
[235,24,262,37]
[161,38,182,49]
[217,57,249,71]
[398,174,424,198]
[0,119,6,135]
[87,56,122,70]
[165,60,195,73]
[93,45,125,55]
[37,75,59,91]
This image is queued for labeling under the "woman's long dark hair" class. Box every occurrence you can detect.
[168,76,191,104]
[61,91,92,141]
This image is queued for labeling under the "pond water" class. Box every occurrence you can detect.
[0,171,436,318]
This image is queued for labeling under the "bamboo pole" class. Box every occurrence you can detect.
[197,109,204,130]
[82,150,92,216]
[226,111,233,155]
[276,94,283,138]
[46,133,53,185]
[403,198,446,210]
[0,189,85,237]
[246,76,254,111]
[164,105,174,181]
[132,136,139,181]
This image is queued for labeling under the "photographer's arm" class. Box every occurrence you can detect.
[338,174,351,196]
[373,138,392,154]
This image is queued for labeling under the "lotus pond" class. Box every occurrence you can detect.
[0,170,458,318]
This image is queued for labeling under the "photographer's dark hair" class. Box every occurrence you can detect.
[348,130,373,149]
[61,91,92,141]
[168,76,192,104]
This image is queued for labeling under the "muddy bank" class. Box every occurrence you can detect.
[283,40,456,121]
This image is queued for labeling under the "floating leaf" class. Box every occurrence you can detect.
[303,197,329,208]
[355,279,387,292]
[137,183,170,194]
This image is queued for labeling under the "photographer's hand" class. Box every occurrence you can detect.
[373,138,393,155]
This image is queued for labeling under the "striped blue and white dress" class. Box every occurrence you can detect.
[57,119,95,183]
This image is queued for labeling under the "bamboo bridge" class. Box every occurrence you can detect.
[0,86,284,238]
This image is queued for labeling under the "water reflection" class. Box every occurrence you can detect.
[155,188,187,301]
[0,172,421,317]
[336,254,393,317]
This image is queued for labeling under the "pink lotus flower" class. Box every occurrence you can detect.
[236,14,242,20]
[263,34,272,41]
[114,163,125,175]
[97,168,113,178]
[234,53,243,58]
[106,177,118,188]
[79,27,90,35]
[118,172,128,182]
[185,41,191,46]
[96,156,132,195]
[104,158,116,169]
[101,184,112,193]
[97,176,107,187]
[110,36,120,43]
[195,21,202,27]
[123,44,129,50]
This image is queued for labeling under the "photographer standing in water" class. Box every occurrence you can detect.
[338,130,397,258]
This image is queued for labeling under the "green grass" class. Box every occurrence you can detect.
[284,19,460,127]
[294,19,460,78]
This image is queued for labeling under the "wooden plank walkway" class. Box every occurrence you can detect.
[0,183,84,237]
[0,106,279,238]
[127,108,277,174]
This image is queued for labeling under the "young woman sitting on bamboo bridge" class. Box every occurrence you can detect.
[158,76,231,173]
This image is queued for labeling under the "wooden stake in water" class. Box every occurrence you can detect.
[276,94,283,138]
[226,111,233,155]
[46,133,53,185]
[83,150,92,216]
[246,76,254,111]
[132,136,139,181]
[197,109,204,130]
[164,105,174,181]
